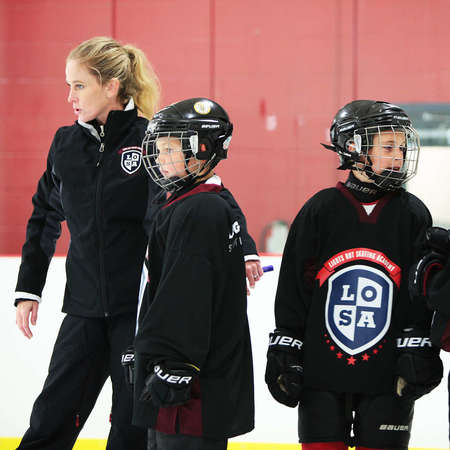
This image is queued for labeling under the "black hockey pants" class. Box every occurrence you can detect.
[17,314,146,450]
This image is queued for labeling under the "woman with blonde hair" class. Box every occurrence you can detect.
[14,36,160,449]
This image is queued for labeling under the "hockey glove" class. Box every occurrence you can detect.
[409,227,450,299]
[265,329,303,408]
[140,361,199,408]
[121,345,135,387]
[395,328,443,401]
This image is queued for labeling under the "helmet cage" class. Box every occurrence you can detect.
[142,130,217,192]
[347,124,420,190]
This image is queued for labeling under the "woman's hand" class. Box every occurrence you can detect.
[16,300,39,339]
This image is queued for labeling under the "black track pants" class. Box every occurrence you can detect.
[17,314,147,450]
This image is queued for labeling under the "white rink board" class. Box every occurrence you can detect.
[0,256,448,446]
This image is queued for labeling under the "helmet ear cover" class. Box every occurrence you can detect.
[195,125,232,161]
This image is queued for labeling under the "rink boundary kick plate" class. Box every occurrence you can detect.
[0,439,446,450]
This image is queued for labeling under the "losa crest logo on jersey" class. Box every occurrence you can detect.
[119,146,142,175]
[325,264,393,355]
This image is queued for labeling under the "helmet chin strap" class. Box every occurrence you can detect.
[186,155,218,181]
[375,170,405,190]
[352,167,374,184]
[166,156,216,192]
[352,152,404,191]
[361,166,405,191]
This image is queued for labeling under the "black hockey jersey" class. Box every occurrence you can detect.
[133,181,254,439]
[275,182,432,394]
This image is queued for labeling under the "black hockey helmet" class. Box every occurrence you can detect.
[322,100,420,190]
[142,98,233,191]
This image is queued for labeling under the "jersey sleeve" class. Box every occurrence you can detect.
[135,196,230,368]
[274,199,319,338]
[219,187,258,258]
[15,130,66,303]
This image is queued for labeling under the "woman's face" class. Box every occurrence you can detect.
[65,59,120,124]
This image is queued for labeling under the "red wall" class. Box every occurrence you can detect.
[1,0,450,255]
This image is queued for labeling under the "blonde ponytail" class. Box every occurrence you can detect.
[123,45,160,119]
[68,37,160,119]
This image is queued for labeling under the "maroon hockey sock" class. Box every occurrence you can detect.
[302,443,347,450]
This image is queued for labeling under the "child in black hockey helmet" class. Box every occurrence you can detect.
[265,100,443,450]
[133,98,254,450]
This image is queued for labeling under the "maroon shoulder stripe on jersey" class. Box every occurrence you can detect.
[163,184,223,209]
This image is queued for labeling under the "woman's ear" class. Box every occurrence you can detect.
[105,78,120,99]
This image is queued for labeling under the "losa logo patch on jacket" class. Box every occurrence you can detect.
[325,264,393,356]
[119,146,142,175]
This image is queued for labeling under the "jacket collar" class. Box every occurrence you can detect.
[77,98,136,141]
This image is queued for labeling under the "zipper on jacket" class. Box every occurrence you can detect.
[94,124,109,317]
[96,125,105,167]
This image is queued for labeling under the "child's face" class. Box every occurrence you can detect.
[155,136,201,179]
[367,130,405,175]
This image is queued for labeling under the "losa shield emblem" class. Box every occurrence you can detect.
[120,147,142,175]
[325,265,393,355]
